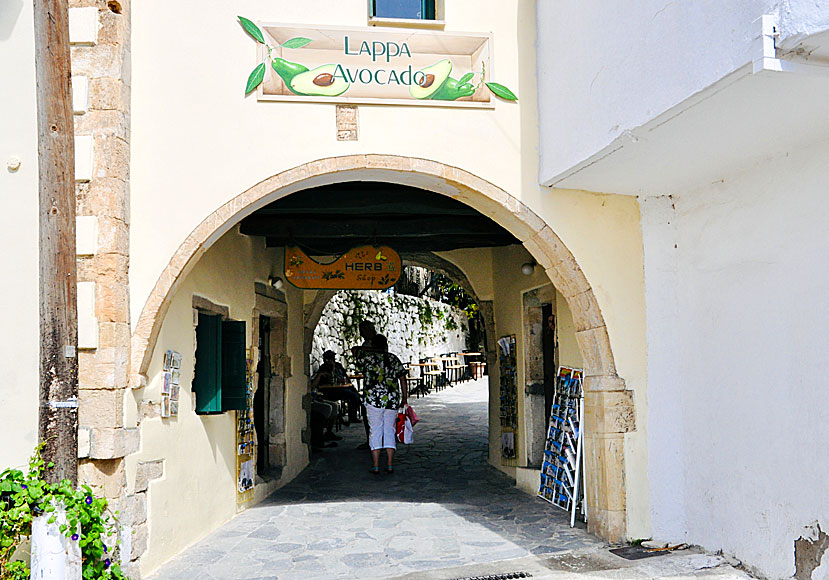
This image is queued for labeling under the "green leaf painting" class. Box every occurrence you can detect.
[245,62,267,94]
[282,37,313,49]
[458,72,474,85]
[238,16,264,44]
[486,82,517,101]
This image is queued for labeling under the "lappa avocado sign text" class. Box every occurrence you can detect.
[238,17,517,104]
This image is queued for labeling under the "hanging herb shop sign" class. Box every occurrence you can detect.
[285,245,401,290]
[238,17,516,107]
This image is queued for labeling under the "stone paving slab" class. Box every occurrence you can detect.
[148,378,604,579]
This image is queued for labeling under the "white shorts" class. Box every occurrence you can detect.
[365,403,397,450]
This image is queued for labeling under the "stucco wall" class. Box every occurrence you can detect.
[124,232,307,577]
[641,138,829,578]
[536,0,829,186]
[556,288,583,371]
[0,0,40,472]
[488,245,554,473]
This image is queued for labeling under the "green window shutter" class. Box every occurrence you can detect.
[422,0,435,20]
[194,312,222,414]
[221,320,248,411]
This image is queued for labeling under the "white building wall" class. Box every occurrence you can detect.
[0,1,41,471]
[536,0,829,186]
[642,138,829,578]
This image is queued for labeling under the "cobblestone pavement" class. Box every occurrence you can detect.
[147,378,751,580]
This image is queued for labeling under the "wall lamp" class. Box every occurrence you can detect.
[268,276,284,290]
[521,262,536,276]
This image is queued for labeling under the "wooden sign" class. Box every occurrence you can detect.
[284,245,401,290]
[237,19,518,108]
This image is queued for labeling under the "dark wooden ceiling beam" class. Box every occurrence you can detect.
[239,215,503,238]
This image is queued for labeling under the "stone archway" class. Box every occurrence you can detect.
[130,155,634,542]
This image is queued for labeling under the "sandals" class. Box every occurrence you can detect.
[368,466,393,474]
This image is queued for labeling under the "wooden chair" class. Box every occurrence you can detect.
[421,357,445,392]
[446,352,468,383]
[405,363,425,398]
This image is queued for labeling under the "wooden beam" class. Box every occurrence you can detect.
[240,215,505,238]
[253,182,479,216]
[34,0,78,485]
[264,234,518,253]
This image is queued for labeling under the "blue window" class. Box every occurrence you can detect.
[372,0,436,20]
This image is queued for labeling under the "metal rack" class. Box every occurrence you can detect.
[538,366,585,526]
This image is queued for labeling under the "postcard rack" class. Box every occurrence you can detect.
[498,335,518,465]
[538,366,585,526]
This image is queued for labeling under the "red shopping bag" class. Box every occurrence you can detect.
[404,404,419,426]
[396,412,406,443]
[396,411,414,444]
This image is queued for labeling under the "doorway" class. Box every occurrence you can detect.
[523,285,558,467]
[255,315,271,471]
[253,292,288,479]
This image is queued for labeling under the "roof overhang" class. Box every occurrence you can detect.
[544,16,829,197]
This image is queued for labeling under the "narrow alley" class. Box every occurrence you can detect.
[148,378,601,579]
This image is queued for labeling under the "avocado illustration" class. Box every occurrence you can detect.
[290,64,349,97]
[271,58,309,94]
[410,59,452,99]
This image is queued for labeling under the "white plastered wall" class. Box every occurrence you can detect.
[535,0,829,186]
[124,232,309,577]
[641,138,829,579]
[0,0,40,472]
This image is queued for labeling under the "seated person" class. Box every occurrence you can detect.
[311,397,340,449]
[310,350,361,425]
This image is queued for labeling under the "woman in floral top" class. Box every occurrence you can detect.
[353,334,408,474]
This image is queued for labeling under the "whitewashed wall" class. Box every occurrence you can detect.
[0,0,40,472]
[536,0,829,185]
[641,138,829,579]
[311,291,468,374]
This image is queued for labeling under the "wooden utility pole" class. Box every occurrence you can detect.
[33,0,79,486]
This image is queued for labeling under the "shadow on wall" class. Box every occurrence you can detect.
[0,0,24,41]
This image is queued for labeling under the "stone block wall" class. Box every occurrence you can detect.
[311,290,469,372]
[69,0,139,575]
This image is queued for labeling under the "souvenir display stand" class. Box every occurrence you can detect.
[498,335,518,465]
[236,350,256,504]
[161,350,182,418]
[538,366,586,526]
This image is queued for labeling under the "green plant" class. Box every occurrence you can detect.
[0,444,128,580]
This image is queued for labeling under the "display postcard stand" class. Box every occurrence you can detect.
[538,366,586,526]
[497,335,518,465]
[161,350,182,418]
[236,349,256,504]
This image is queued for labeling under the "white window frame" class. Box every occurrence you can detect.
[367,0,445,29]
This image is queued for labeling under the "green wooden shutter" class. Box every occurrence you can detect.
[221,320,248,411]
[194,312,222,414]
[422,0,435,20]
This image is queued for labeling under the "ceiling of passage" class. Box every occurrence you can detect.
[239,181,520,254]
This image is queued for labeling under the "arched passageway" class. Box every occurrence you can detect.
[131,155,634,543]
